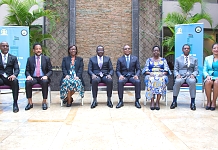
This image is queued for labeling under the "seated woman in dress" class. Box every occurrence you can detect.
[203,43,218,111]
[142,45,171,110]
[60,45,84,107]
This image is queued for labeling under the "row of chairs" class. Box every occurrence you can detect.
[0,84,51,107]
[0,83,216,108]
[91,82,167,106]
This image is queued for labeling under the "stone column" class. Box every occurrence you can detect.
[132,0,139,58]
[68,0,76,46]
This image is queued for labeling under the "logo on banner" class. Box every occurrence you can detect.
[21,29,28,36]
[176,28,182,34]
[0,29,8,35]
[195,26,202,33]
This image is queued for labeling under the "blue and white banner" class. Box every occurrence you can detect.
[0,26,29,88]
[175,23,203,90]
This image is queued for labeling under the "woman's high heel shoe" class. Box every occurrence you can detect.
[150,107,155,110]
[66,97,74,107]
[210,107,215,111]
[205,105,211,110]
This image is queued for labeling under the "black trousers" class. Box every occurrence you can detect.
[91,76,113,99]
[0,76,19,102]
[25,77,49,99]
[118,76,141,100]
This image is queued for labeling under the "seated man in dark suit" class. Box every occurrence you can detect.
[116,44,141,109]
[25,43,53,110]
[88,45,114,108]
[0,41,20,113]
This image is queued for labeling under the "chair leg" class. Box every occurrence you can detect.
[144,98,147,106]
[61,99,63,107]
[144,90,147,106]
[90,86,93,105]
[48,86,51,108]
[202,90,205,108]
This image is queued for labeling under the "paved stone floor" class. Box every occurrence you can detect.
[0,89,218,150]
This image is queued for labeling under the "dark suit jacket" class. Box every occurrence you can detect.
[116,55,141,77]
[25,55,53,80]
[88,56,114,81]
[0,53,20,77]
[61,56,84,85]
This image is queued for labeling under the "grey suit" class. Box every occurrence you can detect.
[173,55,198,98]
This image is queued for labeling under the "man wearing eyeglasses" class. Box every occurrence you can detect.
[116,44,141,109]
[170,44,198,110]
[0,41,20,113]
[88,45,114,109]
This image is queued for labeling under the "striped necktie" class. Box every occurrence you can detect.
[185,56,188,66]
[3,54,7,68]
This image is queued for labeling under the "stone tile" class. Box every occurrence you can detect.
[0,90,218,150]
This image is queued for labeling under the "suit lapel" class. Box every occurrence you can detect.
[6,54,12,67]
[68,56,71,69]
[122,55,127,68]
[189,56,193,66]
[0,53,3,66]
[41,55,45,70]
[32,56,36,68]
[95,56,101,69]
[208,55,213,68]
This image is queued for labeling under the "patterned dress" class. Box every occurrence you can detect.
[60,64,84,100]
[142,58,171,100]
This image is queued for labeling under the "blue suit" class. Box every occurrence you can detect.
[203,55,215,79]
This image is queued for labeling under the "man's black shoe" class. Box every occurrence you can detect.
[116,101,124,108]
[135,101,141,108]
[170,102,177,109]
[13,103,19,113]
[190,103,196,111]
[25,103,33,111]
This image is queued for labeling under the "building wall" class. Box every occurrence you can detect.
[162,1,218,28]
[76,0,132,70]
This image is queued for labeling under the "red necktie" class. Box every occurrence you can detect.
[36,56,40,77]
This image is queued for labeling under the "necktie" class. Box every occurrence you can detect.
[126,56,130,68]
[36,56,40,77]
[99,57,102,69]
[3,54,7,68]
[185,56,188,66]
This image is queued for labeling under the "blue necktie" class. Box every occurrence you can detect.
[126,56,130,68]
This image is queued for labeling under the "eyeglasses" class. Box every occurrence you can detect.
[1,45,9,47]
[69,48,76,51]
[124,48,131,50]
